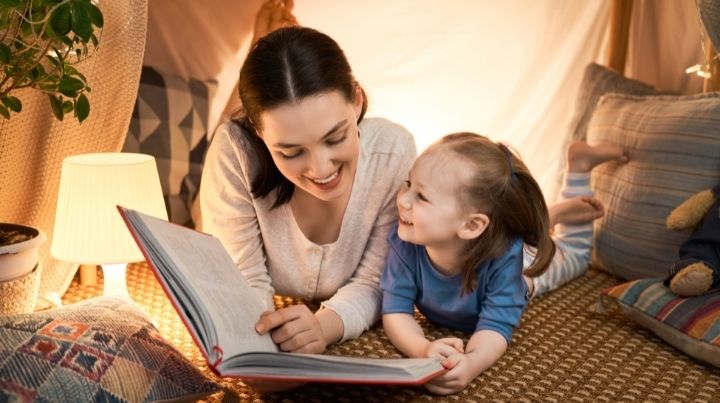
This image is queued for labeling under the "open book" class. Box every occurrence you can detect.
[118,207,444,384]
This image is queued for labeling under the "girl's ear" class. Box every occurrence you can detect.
[457,213,490,240]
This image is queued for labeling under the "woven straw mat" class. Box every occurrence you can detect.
[0,1,148,309]
[61,263,720,402]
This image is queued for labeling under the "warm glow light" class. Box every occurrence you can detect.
[51,153,167,298]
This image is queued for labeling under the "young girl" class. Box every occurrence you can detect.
[380,132,555,395]
[380,133,627,395]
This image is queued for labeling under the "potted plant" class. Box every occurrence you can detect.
[0,223,46,281]
[0,223,46,314]
[0,0,104,123]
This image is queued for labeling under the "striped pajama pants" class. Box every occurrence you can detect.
[524,172,593,298]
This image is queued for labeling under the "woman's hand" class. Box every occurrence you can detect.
[252,0,298,45]
[255,304,328,354]
[424,337,464,359]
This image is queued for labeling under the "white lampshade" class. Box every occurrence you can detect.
[51,153,167,264]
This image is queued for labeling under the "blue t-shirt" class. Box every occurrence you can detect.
[380,223,528,343]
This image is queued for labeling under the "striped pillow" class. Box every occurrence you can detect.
[600,279,720,368]
[587,92,720,279]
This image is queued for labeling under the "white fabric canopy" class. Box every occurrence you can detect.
[144,0,705,201]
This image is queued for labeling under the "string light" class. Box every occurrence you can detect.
[687,3,719,79]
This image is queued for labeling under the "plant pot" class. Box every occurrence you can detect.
[0,223,46,282]
[0,223,46,314]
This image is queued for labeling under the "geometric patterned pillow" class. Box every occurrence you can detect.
[0,297,219,402]
[600,279,720,368]
[123,66,217,227]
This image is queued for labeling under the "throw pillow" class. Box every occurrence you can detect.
[587,92,720,279]
[569,63,670,142]
[599,279,720,368]
[123,66,217,227]
[0,297,219,402]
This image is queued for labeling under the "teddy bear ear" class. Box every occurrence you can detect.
[666,188,716,231]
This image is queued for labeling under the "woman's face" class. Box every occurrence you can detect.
[258,90,363,202]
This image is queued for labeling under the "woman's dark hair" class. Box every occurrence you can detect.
[433,133,556,294]
[233,26,367,208]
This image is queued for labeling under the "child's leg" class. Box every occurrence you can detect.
[526,173,594,297]
[524,142,625,298]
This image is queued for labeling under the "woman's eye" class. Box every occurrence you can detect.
[326,135,347,145]
[417,193,428,202]
[403,180,411,188]
[280,150,304,159]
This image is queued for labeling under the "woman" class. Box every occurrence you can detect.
[198,24,417,357]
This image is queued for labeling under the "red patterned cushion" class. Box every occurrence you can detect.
[0,297,218,401]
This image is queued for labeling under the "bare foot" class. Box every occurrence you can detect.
[567,141,628,173]
[549,196,604,226]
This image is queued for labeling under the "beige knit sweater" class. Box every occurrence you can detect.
[199,117,417,341]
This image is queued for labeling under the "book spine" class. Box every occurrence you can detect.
[211,345,224,368]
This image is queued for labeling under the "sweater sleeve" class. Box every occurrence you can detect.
[198,122,275,310]
[320,121,418,341]
[475,239,528,343]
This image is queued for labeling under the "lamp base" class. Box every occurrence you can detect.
[101,263,130,299]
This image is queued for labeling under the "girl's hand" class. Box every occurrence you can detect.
[255,304,327,354]
[424,337,464,359]
[424,353,478,395]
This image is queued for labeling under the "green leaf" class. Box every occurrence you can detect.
[61,100,73,113]
[0,105,9,119]
[59,35,73,46]
[90,33,98,47]
[50,3,71,36]
[70,5,92,42]
[76,93,89,123]
[48,94,63,121]
[0,42,11,63]
[81,2,103,28]
[30,64,46,79]
[2,96,21,112]
[53,47,64,63]
[45,54,61,67]
[0,0,22,8]
[58,76,84,97]
[65,65,86,83]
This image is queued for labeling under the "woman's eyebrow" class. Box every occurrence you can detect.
[273,119,348,148]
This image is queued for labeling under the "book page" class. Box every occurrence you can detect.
[124,209,278,358]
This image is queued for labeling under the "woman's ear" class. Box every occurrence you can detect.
[457,213,490,240]
[353,84,364,118]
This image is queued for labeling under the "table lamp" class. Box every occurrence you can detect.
[51,153,167,299]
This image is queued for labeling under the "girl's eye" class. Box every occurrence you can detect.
[280,150,304,159]
[326,134,347,145]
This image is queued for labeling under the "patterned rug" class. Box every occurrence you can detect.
[62,264,720,402]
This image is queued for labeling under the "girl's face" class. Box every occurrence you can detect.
[258,90,363,203]
[396,149,478,248]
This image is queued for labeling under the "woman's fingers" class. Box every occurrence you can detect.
[255,305,326,353]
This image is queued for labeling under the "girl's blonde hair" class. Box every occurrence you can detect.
[433,132,555,294]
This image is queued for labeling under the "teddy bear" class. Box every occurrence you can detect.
[664,185,720,296]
